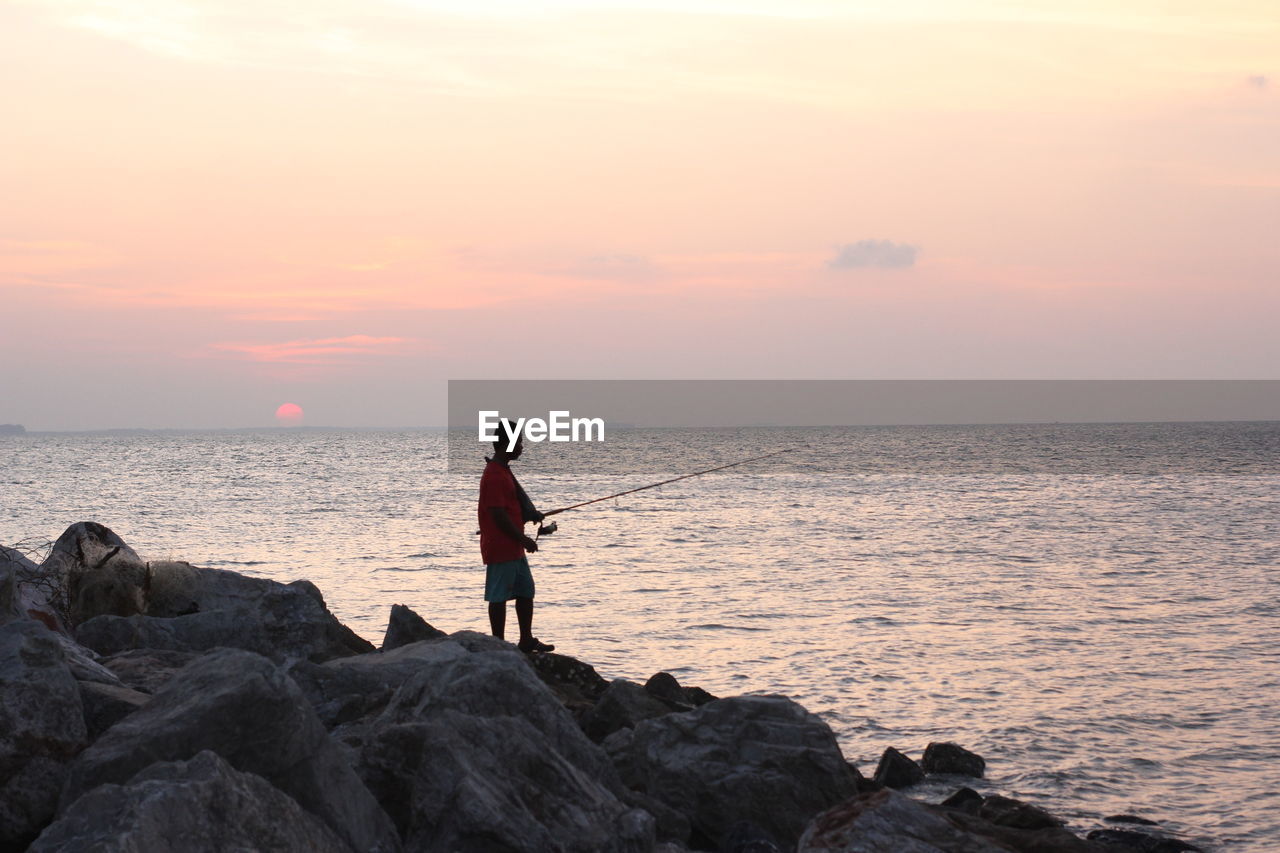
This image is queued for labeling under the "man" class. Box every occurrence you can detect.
[478,421,555,653]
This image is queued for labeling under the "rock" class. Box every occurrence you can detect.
[605,694,860,850]
[798,788,1009,852]
[288,639,469,728]
[2,544,65,630]
[721,819,784,852]
[41,523,147,625]
[644,671,691,706]
[356,711,653,852]
[380,603,445,650]
[32,750,349,852]
[1087,828,1203,851]
[101,648,199,693]
[872,746,925,789]
[60,648,399,852]
[528,650,611,712]
[77,681,149,740]
[979,794,1064,830]
[940,786,984,815]
[0,621,88,847]
[1104,815,1161,827]
[582,678,676,742]
[75,574,374,663]
[922,741,986,778]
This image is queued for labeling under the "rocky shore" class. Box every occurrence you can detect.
[2,522,1204,852]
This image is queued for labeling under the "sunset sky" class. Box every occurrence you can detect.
[3,0,1277,429]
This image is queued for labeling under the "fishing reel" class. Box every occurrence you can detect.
[537,520,558,536]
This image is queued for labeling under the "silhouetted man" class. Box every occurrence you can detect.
[478,422,554,653]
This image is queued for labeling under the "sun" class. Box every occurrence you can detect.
[275,403,304,425]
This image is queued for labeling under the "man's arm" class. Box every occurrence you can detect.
[488,505,538,553]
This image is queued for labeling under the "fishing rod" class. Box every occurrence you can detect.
[535,447,797,535]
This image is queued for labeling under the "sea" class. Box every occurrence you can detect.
[3,423,1278,850]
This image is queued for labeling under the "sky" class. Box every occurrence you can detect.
[2,0,1278,429]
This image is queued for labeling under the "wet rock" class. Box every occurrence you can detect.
[582,678,675,742]
[644,671,718,709]
[357,711,653,852]
[1087,828,1203,851]
[380,603,446,650]
[528,650,611,711]
[940,786,984,815]
[75,573,374,663]
[979,794,1065,830]
[0,621,88,847]
[605,694,860,850]
[798,788,1008,852]
[872,746,925,789]
[77,681,149,740]
[922,741,986,778]
[1104,815,1161,827]
[101,648,199,694]
[32,750,349,852]
[60,648,399,852]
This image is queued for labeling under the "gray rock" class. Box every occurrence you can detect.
[605,694,860,850]
[1086,828,1202,851]
[357,711,653,852]
[42,523,147,626]
[798,788,1010,852]
[32,750,350,852]
[922,741,986,778]
[644,671,717,709]
[873,746,925,789]
[101,648,199,693]
[528,650,611,712]
[77,681,149,740]
[582,678,675,742]
[60,648,399,852]
[75,574,374,663]
[380,603,445,650]
[0,621,88,847]
[979,794,1064,830]
[940,786,984,815]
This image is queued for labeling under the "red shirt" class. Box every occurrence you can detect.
[478,460,526,565]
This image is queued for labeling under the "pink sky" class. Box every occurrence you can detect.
[2,0,1277,428]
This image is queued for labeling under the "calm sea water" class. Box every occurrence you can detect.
[3,424,1278,850]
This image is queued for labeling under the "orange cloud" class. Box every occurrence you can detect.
[212,334,411,364]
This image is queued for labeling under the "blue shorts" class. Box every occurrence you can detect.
[484,557,535,602]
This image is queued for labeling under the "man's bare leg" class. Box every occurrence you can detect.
[488,601,506,639]
[514,597,533,645]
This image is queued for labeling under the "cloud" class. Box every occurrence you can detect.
[212,334,409,364]
[554,254,661,284]
[1247,74,1269,90]
[828,240,918,270]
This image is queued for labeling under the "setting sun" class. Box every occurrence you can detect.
[274,403,304,425]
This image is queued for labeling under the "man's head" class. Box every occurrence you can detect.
[493,418,523,461]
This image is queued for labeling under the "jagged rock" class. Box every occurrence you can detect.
[101,648,199,693]
[32,750,349,852]
[41,523,147,625]
[381,603,445,650]
[979,794,1064,830]
[1103,815,1160,827]
[77,681,149,740]
[582,678,675,742]
[685,684,718,706]
[798,788,1009,852]
[940,786,984,815]
[644,671,690,705]
[0,621,88,847]
[873,746,925,789]
[721,819,784,852]
[288,639,467,728]
[604,694,860,850]
[75,574,374,663]
[60,648,399,852]
[528,650,611,712]
[2,545,65,630]
[1087,828,1202,851]
[356,711,653,852]
[923,741,986,778]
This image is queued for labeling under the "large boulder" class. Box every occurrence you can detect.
[100,648,200,694]
[798,788,1010,852]
[358,711,653,852]
[77,681,149,741]
[380,603,445,650]
[0,621,88,847]
[60,648,398,852]
[41,523,147,626]
[873,746,925,789]
[2,544,65,630]
[75,574,374,663]
[604,694,861,850]
[32,750,349,852]
[922,742,986,778]
[345,637,654,850]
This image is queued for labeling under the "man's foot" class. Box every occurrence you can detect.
[518,637,555,654]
